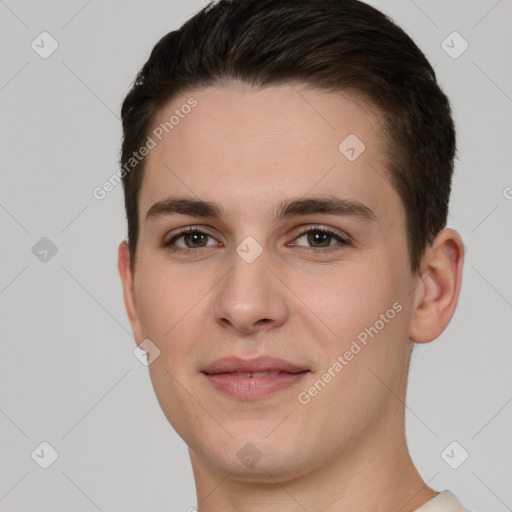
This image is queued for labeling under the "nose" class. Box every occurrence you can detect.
[212,246,289,335]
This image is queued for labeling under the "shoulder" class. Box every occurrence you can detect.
[412,490,474,512]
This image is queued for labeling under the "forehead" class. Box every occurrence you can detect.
[140,83,401,227]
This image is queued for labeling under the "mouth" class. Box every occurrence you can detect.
[201,356,310,400]
[215,370,287,378]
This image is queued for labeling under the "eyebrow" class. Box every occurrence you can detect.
[145,195,377,224]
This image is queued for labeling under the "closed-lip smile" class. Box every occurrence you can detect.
[201,356,310,400]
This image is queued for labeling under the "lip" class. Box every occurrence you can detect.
[202,355,309,374]
[202,356,310,400]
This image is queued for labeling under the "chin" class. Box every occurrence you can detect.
[192,432,317,483]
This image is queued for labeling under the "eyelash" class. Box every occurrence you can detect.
[162,224,352,254]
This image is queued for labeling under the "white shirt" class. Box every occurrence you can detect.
[413,490,473,512]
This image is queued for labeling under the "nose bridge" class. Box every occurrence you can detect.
[212,239,288,333]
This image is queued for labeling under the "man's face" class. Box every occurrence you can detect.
[122,83,421,480]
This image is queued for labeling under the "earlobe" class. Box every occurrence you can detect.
[118,241,144,344]
[409,229,464,344]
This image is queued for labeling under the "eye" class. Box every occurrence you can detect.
[291,225,352,251]
[162,224,352,255]
[163,227,219,252]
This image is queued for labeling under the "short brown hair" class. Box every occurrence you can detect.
[120,0,456,273]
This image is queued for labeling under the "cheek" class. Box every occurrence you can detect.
[135,260,210,395]
[296,262,394,336]
[135,259,201,339]
[136,264,206,438]
[301,258,408,393]
[298,280,409,444]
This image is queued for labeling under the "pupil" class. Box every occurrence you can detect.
[308,231,330,247]
[186,233,207,248]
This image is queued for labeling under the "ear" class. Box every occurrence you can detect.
[409,229,465,344]
[118,241,144,344]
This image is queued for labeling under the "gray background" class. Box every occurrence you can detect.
[0,0,511,510]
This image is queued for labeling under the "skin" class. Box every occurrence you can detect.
[118,82,464,512]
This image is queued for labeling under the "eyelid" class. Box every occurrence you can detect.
[289,223,352,245]
[163,225,221,246]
